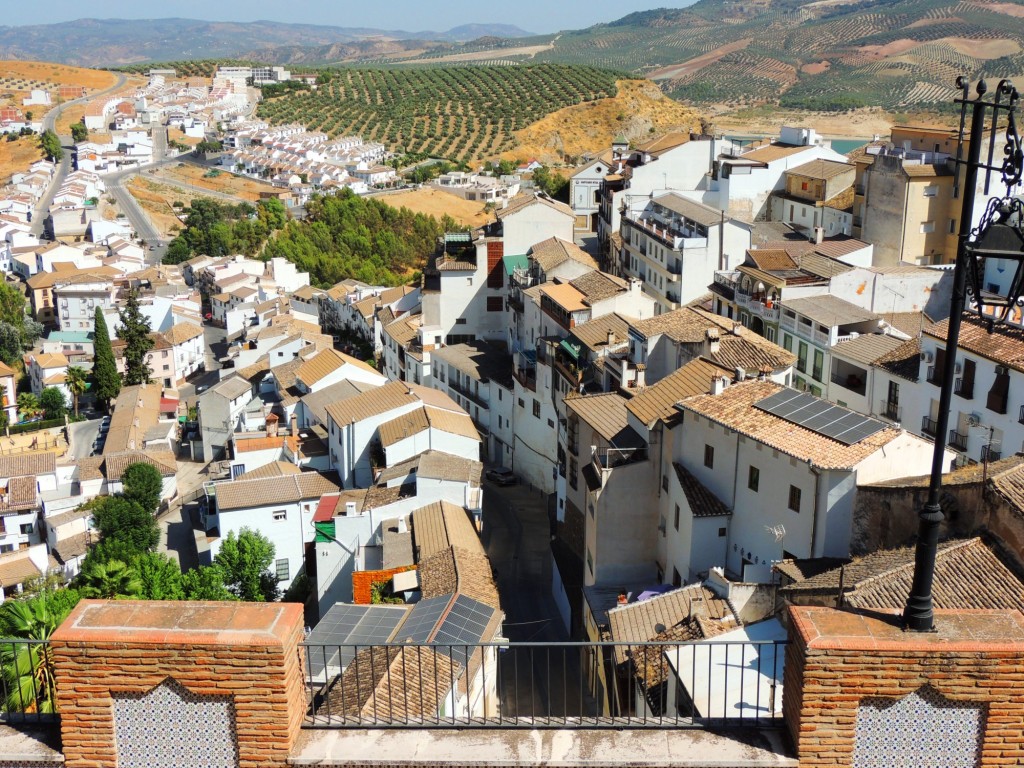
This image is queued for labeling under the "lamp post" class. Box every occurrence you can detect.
[903,78,1024,631]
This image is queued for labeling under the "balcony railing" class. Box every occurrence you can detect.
[927,366,943,386]
[982,444,1002,463]
[954,378,974,400]
[1020,404,1024,425]
[922,416,938,437]
[448,379,489,411]
[879,400,901,422]
[594,446,648,471]
[0,638,58,723]
[300,640,788,729]
[949,429,968,452]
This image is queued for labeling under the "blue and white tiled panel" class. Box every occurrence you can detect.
[113,678,240,768]
[853,685,984,768]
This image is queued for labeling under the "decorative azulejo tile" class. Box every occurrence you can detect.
[853,684,984,768]
[113,677,239,768]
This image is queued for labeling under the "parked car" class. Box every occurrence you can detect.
[485,467,517,486]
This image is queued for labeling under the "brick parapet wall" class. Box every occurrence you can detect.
[51,600,306,768]
[786,606,1024,768]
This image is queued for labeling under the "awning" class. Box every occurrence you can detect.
[503,254,529,276]
[560,339,582,361]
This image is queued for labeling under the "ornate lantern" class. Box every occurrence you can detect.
[964,196,1024,329]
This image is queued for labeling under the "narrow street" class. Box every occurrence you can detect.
[482,480,592,721]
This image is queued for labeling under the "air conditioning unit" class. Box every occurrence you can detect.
[920,351,934,364]
[968,413,982,427]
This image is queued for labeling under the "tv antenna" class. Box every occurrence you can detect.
[765,523,786,542]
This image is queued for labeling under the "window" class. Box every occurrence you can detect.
[949,218,957,234]
[662,475,669,491]
[486,296,503,312]
[19,523,32,535]
[674,504,680,531]
[532,399,540,418]
[704,444,714,469]
[569,457,578,490]
[454,318,467,325]
[920,221,935,234]
[718,527,727,537]
[797,341,808,373]
[748,466,760,492]
[800,181,809,191]
[788,485,801,513]
[923,185,938,197]
[782,333,792,352]
[272,509,287,522]
[275,558,289,582]
[518,398,525,408]
[765,326,776,343]
[466,278,473,286]
[812,350,824,382]
[672,568,682,588]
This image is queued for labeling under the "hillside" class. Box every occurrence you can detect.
[511,80,701,163]
[0,19,534,68]
[255,64,623,162]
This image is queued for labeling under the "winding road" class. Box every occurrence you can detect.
[31,72,129,238]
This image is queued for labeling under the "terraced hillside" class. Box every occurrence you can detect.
[529,0,1024,110]
[255,64,622,161]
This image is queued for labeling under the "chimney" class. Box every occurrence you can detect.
[635,363,646,389]
[345,501,357,516]
[734,366,746,382]
[814,226,824,245]
[607,329,615,346]
[705,327,720,355]
[710,375,728,395]
[617,591,628,606]
[266,413,279,437]
[731,323,742,336]
[290,413,298,437]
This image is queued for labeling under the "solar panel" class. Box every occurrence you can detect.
[433,595,497,649]
[395,595,451,643]
[754,390,887,446]
[305,604,408,676]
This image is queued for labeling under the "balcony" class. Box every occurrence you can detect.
[879,399,901,422]
[949,429,968,452]
[927,366,944,386]
[830,370,865,396]
[954,378,974,400]
[922,416,938,438]
[982,444,1002,463]
[513,368,536,392]
[593,446,648,471]
[449,378,489,411]
[736,291,780,321]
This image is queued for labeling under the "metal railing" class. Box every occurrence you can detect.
[949,429,969,452]
[300,640,788,729]
[922,416,938,437]
[982,444,1002,463]
[0,639,59,723]
[955,377,974,400]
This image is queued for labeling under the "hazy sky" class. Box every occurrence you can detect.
[3,1,671,33]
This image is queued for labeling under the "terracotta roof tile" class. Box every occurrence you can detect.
[0,452,56,478]
[925,312,1024,373]
[325,381,419,427]
[214,471,342,511]
[626,358,729,427]
[0,549,43,587]
[529,237,598,274]
[786,159,855,181]
[496,192,573,221]
[673,463,731,517]
[679,380,901,470]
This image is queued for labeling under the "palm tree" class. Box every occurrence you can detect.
[0,596,68,715]
[65,367,87,419]
[78,560,143,600]
[15,392,38,422]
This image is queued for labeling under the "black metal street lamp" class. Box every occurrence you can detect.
[904,78,1024,632]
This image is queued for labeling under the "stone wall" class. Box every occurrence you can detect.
[785,606,1024,767]
[852,464,1024,572]
[51,600,306,768]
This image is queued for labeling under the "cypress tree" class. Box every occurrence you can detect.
[93,308,121,408]
[117,290,154,387]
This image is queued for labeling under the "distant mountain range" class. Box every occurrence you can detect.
[0,18,536,67]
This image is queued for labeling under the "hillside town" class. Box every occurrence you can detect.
[0,31,1023,768]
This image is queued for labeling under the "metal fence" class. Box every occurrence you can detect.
[0,638,59,723]
[300,639,788,729]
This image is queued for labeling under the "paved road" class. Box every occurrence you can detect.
[67,418,103,460]
[31,73,129,237]
[482,479,589,720]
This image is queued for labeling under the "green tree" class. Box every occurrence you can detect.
[121,462,163,515]
[65,366,87,418]
[39,130,62,162]
[116,290,153,386]
[91,496,159,555]
[38,387,66,420]
[16,392,38,421]
[195,139,223,154]
[214,528,280,602]
[78,559,143,599]
[0,321,22,366]
[134,552,184,600]
[70,123,88,143]
[92,308,120,408]
[0,281,26,329]
[181,565,236,601]
[20,318,42,350]
[0,593,72,714]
